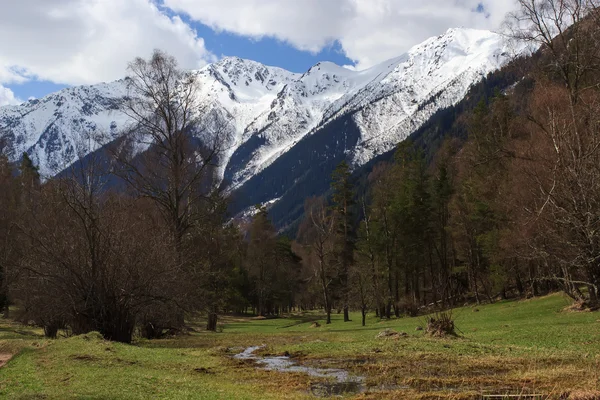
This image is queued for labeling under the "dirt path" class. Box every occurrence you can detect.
[0,353,12,368]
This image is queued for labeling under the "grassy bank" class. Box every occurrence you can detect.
[1,294,599,399]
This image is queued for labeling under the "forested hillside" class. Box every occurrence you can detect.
[300,0,600,319]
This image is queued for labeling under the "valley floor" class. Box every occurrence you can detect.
[0,294,599,399]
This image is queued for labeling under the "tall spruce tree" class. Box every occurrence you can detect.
[19,152,40,198]
[432,160,454,306]
[246,206,278,316]
[393,143,432,313]
[330,161,356,322]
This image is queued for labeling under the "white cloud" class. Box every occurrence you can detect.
[164,0,519,70]
[0,85,21,107]
[0,0,521,92]
[0,0,215,86]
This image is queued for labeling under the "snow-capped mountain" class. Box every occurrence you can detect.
[0,81,131,176]
[0,28,522,221]
[224,28,520,190]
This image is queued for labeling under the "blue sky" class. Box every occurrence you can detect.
[193,24,354,72]
[8,81,68,101]
[0,0,515,105]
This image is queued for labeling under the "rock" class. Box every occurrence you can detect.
[0,353,13,369]
[376,328,405,339]
[310,322,321,328]
[376,328,396,338]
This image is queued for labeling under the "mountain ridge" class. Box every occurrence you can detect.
[0,27,524,222]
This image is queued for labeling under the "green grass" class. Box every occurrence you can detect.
[1,294,599,399]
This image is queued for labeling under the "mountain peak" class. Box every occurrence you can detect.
[0,27,523,186]
[214,56,256,67]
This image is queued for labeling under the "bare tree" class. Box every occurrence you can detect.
[111,50,232,331]
[354,197,380,324]
[298,197,337,324]
[114,50,227,258]
[0,148,19,318]
[12,136,183,342]
[516,83,600,305]
[504,0,600,306]
[506,0,600,103]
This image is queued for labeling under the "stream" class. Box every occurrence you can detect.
[233,346,365,397]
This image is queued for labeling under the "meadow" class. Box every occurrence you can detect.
[1,293,599,399]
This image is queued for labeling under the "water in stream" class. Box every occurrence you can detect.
[233,346,365,397]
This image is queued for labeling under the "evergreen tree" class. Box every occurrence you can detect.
[368,163,401,318]
[330,161,356,322]
[19,152,40,203]
[431,159,454,305]
[394,143,432,313]
[246,206,278,316]
[273,236,302,314]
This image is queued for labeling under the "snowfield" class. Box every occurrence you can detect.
[0,28,523,185]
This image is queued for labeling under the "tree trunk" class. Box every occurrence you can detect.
[393,269,401,317]
[103,317,135,344]
[206,312,218,332]
[258,291,265,317]
[588,284,598,306]
[515,267,524,296]
[44,324,59,339]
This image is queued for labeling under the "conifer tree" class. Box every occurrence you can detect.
[246,206,278,316]
[432,160,454,305]
[19,152,40,201]
[330,161,355,322]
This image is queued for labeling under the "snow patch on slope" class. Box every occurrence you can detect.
[0,81,130,177]
[0,28,523,187]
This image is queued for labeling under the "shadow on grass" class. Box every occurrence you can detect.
[276,314,327,329]
[0,326,41,340]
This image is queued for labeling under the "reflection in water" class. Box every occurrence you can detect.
[234,346,364,397]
